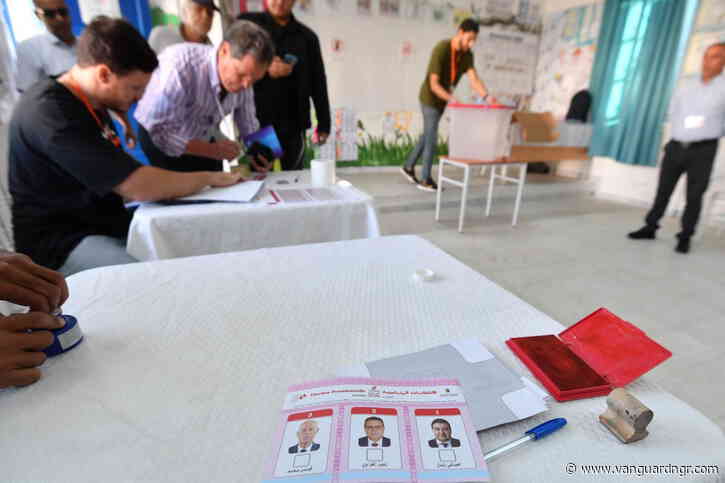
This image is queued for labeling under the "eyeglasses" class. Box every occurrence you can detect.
[35,7,70,20]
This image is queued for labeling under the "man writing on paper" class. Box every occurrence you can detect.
[136,20,274,173]
[238,0,331,171]
[9,17,240,276]
[402,19,495,192]
[148,0,216,54]
[0,252,68,388]
[628,43,725,253]
[288,420,321,453]
[358,416,391,447]
[428,419,461,448]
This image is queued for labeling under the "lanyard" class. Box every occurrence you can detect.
[64,80,122,148]
[450,42,458,86]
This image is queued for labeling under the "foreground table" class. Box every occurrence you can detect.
[2,236,723,482]
[126,171,380,260]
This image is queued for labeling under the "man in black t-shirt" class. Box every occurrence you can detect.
[9,17,241,275]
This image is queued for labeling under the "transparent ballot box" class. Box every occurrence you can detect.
[448,104,514,160]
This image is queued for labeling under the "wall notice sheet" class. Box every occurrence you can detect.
[263,378,490,482]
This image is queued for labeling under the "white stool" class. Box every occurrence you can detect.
[436,157,528,233]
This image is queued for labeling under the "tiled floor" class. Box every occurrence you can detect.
[342,167,725,431]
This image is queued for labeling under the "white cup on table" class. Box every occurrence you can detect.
[311,159,336,187]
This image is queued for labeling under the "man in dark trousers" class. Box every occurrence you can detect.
[628,42,725,253]
[238,0,331,171]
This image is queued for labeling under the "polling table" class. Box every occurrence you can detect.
[126,171,380,260]
[1,236,723,482]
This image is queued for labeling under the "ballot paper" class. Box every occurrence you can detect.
[175,180,264,203]
[339,340,549,431]
[270,187,344,203]
[263,378,490,482]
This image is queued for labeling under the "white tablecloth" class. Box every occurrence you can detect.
[1,236,723,482]
[126,172,380,261]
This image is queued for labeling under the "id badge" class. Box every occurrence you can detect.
[684,115,705,129]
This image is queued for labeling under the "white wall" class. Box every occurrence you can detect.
[288,2,543,141]
[542,0,594,15]
[6,0,45,43]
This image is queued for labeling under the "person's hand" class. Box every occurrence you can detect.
[208,171,242,187]
[0,252,68,313]
[449,96,460,104]
[251,154,271,173]
[212,140,242,161]
[268,56,293,79]
[0,312,64,388]
[316,132,329,146]
[246,142,273,173]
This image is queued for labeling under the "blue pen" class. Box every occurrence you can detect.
[484,418,567,461]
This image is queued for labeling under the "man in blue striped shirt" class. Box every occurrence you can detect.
[629,43,725,253]
[136,20,274,173]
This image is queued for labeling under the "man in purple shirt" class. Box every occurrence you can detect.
[136,20,274,172]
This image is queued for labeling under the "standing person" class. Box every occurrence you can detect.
[15,0,75,94]
[9,17,241,276]
[238,0,331,171]
[135,20,274,172]
[401,19,495,192]
[147,0,217,54]
[628,43,725,253]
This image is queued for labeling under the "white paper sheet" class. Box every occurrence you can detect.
[450,339,495,363]
[272,188,343,203]
[177,180,264,203]
[338,340,548,431]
